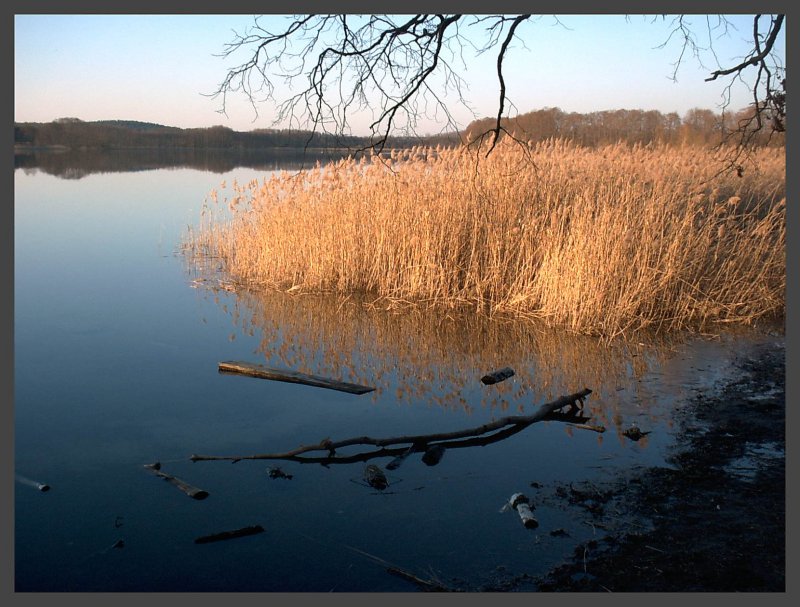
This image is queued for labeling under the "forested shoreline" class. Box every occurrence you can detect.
[15,105,784,152]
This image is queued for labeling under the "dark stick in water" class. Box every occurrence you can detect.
[143,462,209,500]
[195,525,265,544]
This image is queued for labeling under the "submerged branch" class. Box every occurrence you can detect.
[190,388,592,463]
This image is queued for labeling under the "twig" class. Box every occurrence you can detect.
[344,544,455,592]
[386,567,453,592]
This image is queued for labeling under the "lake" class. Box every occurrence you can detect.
[13,151,780,591]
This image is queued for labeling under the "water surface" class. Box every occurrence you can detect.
[14,153,779,591]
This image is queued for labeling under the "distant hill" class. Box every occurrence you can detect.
[91,119,181,132]
[14,119,459,151]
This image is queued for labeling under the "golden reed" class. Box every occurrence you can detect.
[185,139,785,339]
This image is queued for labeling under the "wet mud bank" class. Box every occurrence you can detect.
[535,338,785,591]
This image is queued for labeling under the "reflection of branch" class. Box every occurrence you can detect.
[190,388,591,464]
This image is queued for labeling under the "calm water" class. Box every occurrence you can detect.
[14,154,779,591]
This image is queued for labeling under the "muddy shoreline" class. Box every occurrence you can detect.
[531,338,786,592]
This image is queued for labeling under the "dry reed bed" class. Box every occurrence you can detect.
[186,139,785,338]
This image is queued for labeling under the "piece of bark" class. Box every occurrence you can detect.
[481,367,515,385]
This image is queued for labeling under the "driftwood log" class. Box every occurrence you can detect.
[144,462,209,500]
[190,388,592,465]
[218,361,375,395]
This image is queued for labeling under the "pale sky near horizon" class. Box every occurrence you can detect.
[14,14,786,135]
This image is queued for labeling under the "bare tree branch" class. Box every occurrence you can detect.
[705,14,784,82]
[486,15,531,155]
[211,14,785,162]
[656,13,785,174]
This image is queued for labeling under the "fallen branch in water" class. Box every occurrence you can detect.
[190,388,592,463]
[218,361,375,395]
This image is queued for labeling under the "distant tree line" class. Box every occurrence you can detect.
[15,106,784,153]
[463,106,785,148]
[14,120,376,150]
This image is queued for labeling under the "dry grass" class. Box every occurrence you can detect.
[185,139,785,339]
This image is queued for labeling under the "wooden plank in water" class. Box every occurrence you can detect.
[218,361,376,395]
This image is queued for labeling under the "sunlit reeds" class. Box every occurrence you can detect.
[185,139,785,339]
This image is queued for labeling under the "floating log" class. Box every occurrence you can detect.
[218,361,375,395]
[508,493,538,529]
[143,462,209,500]
[194,525,265,544]
[481,367,515,385]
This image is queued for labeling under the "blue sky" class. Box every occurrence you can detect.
[14,14,786,134]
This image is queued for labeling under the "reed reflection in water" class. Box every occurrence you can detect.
[191,278,683,442]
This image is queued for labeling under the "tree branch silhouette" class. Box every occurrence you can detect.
[212,14,784,164]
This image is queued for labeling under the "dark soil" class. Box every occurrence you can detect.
[534,339,786,592]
